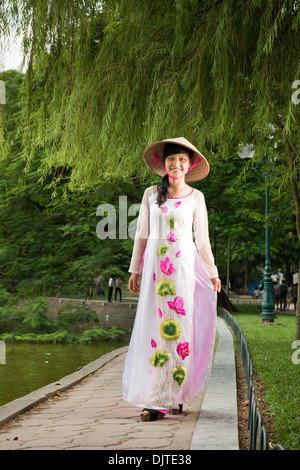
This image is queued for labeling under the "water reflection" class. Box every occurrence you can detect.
[0,340,130,407]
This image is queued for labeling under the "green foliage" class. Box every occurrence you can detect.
[21,297,55,333]
[233,304,300,450]
[0,290,125,343]
[79,326,125,343]
[0,5,299,317]
[0,69,297,299]
[0,287,11,307]
[1,0,299,192]
[0,71,137,294]
[57,303,99,332]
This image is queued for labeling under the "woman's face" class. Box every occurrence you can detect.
[164,152,191,179]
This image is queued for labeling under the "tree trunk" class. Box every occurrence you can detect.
[217,288,237,313]
[297,260,300,341]
[287,142,300,340]
[244,265,248,295]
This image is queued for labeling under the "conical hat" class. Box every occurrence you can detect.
[143,137,210,182]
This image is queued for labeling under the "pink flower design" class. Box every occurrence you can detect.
[151,339,157,348]
[160,257,176,275]
[167,232,178,243]
[177,342,190,360]
[153,273,156,281]
[174,201,181,209]
[158,308,163,318]
[176,250,182,257]
[167,296,186,316]
[161,206,168,213]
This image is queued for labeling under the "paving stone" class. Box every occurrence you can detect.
[120,438,172,449]
[0,316,239,450]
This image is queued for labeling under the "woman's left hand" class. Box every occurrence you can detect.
[211,277,221,293]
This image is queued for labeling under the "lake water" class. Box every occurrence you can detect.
[0,340,129,407]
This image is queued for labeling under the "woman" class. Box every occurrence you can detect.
[122,137,221,421]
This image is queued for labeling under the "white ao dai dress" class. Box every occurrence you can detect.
[122,185,218,410]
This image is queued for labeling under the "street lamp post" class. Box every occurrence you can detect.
[238,147,276,322]
[260,168,276,322]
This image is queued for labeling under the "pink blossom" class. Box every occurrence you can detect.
[153,273,156,281]
[174,201,181,209]
[177,342,190,360]
[167,232,178,243]
[158,308,162,318]
[161,205,168,213]
[167,296,186,316]
[151,339,157,348]
[160,257,176,275]
[176,250,182,257]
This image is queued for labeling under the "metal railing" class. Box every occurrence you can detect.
[217,307,285,450]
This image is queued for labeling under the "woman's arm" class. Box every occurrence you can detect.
[128,272,140,294]
[193,191,221,293]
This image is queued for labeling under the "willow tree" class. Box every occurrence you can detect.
[1,0,300,335]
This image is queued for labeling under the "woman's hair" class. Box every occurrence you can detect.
[156,143,194,206]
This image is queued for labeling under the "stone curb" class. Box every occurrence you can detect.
[190,316,239,450]
[0,346,128,428]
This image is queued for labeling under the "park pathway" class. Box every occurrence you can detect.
[0,317,239,450]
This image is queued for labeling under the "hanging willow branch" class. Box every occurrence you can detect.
[0,0,299,190]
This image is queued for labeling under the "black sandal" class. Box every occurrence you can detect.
[140,408,165,421]
[169,404,183,415]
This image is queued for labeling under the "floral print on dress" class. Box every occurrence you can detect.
[167,232,178,243]
[159,319,182,341]
[177,342,190,360]
[157,244,170,256]
[160,257,176,275]
[151,195,190,388]
[149,350,171,367]
[166,216,177,230]
[156,279,176,296]
[172,365,187,386]
[167,296,186,316]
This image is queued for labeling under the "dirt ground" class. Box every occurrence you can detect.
[235,344,275,450]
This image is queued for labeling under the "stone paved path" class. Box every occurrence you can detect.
[0,351,203,450]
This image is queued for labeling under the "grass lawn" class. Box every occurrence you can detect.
[232,303,300,450]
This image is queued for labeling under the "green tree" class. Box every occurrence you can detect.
[1,0,299,335]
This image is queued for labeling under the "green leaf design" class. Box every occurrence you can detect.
[166,217,177,230]
[172,365,187,387]
[157,244,170,256]
[156,279,176,296]
[159,319,182,341]
[149,349,171,367]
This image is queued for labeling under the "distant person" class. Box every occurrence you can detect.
[279,279,287,312]
[252,287,259,299]
[88,286,93,299]
[108,275,114,302]
[96,284,106,297]
[115,276,123,302]
[292,283,298,311]
[273,282,280,311]
[287,284,292,311]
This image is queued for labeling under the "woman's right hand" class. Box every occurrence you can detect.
[128,273,140,294]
